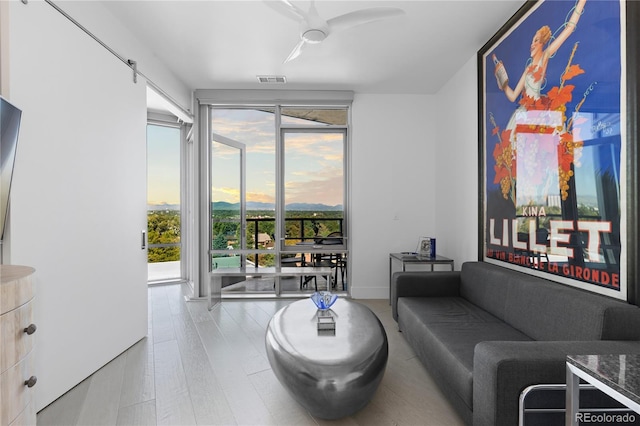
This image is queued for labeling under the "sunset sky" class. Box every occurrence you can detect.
[211,109,344,207]
[147,124,181,206]
[148,109,344,207]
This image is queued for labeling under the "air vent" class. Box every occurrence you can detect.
[257,75,287,84]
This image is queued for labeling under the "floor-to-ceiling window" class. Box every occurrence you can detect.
[279,108,347,295]
[147,117,185,283]
[206,102,350,297]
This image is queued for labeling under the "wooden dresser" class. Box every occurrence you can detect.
[1,265,37,426]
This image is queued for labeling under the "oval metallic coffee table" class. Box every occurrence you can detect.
[265,298,388,419]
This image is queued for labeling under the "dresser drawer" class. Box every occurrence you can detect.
[0,351,35,426]
[0,266,35,315]
[1,301,36,374]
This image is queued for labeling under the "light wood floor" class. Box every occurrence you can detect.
[36,284,464,426]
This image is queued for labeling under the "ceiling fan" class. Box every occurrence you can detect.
[266,0,405,63]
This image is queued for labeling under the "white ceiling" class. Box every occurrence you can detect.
[100,0,525,98]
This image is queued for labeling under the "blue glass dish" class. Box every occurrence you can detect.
[310,291,338,311]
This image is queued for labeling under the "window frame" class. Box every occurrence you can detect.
[197,90,352,297]
[147,112,189,284]
[279,125,348,254]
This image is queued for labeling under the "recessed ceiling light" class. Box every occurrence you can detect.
[257,75,287,84]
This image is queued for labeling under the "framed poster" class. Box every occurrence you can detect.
[478,0,639,302]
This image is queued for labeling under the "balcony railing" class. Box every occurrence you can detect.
[247,217,344,248]
[212,217,344,249]
[148,216,344,257]
[211,217,344,269]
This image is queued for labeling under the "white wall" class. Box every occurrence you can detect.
[434,55,480,266]
[8,1,148,410]
[349,57,481,299]
[58,0,192,112]
[350,94,437,298]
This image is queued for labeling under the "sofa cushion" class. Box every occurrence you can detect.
[459,262,511,321]
[504,274,640,341]
[459,262,640,341]
[398,297,502,324]
[397,297,532,409]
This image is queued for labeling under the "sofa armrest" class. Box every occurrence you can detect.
[473,340,640,426]
[391,271,461,322]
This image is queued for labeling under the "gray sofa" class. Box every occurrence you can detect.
[391,261,640,425]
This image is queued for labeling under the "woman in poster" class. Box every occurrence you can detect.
[496,0,586,104]
[492,0,587,206]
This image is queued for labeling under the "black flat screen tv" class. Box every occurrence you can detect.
[0,96,22,241]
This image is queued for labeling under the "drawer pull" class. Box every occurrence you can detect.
[24,324,37,335]
[25,376,37,388]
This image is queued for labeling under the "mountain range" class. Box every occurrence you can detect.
[212,201,343,211]
[148,202,343,211]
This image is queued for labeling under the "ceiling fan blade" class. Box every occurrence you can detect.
[305,0,326,27]
[283,39,307,63]
[327,7,405,34]
[264,0,308,22]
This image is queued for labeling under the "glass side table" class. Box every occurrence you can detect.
[388,252,454,302]
[566,354,640,425]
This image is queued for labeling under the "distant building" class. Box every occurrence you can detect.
[257,233,273,247]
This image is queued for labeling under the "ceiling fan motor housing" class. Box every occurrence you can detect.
[302,29,327,44]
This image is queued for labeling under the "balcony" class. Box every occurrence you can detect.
[148,214,346,288]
